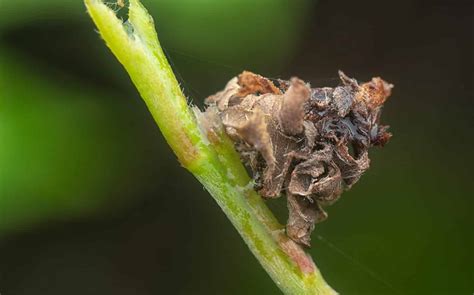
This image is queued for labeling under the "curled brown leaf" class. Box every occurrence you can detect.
[203,71,393,246]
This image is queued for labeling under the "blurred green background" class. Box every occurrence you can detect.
[0,0,472,294]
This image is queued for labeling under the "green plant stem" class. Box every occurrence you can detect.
[85,1,337,294]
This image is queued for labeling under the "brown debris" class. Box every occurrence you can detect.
[237,71,282,97]
[203,70,393,246]
[279,78,311,135]
[356,76,393,110]
[232,110,276,172]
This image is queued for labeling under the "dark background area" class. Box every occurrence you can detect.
[0,0,472,294]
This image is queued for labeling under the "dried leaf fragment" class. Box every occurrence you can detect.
[279,78,311,135]
[203,71,393,246]
[237,71,282,97]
